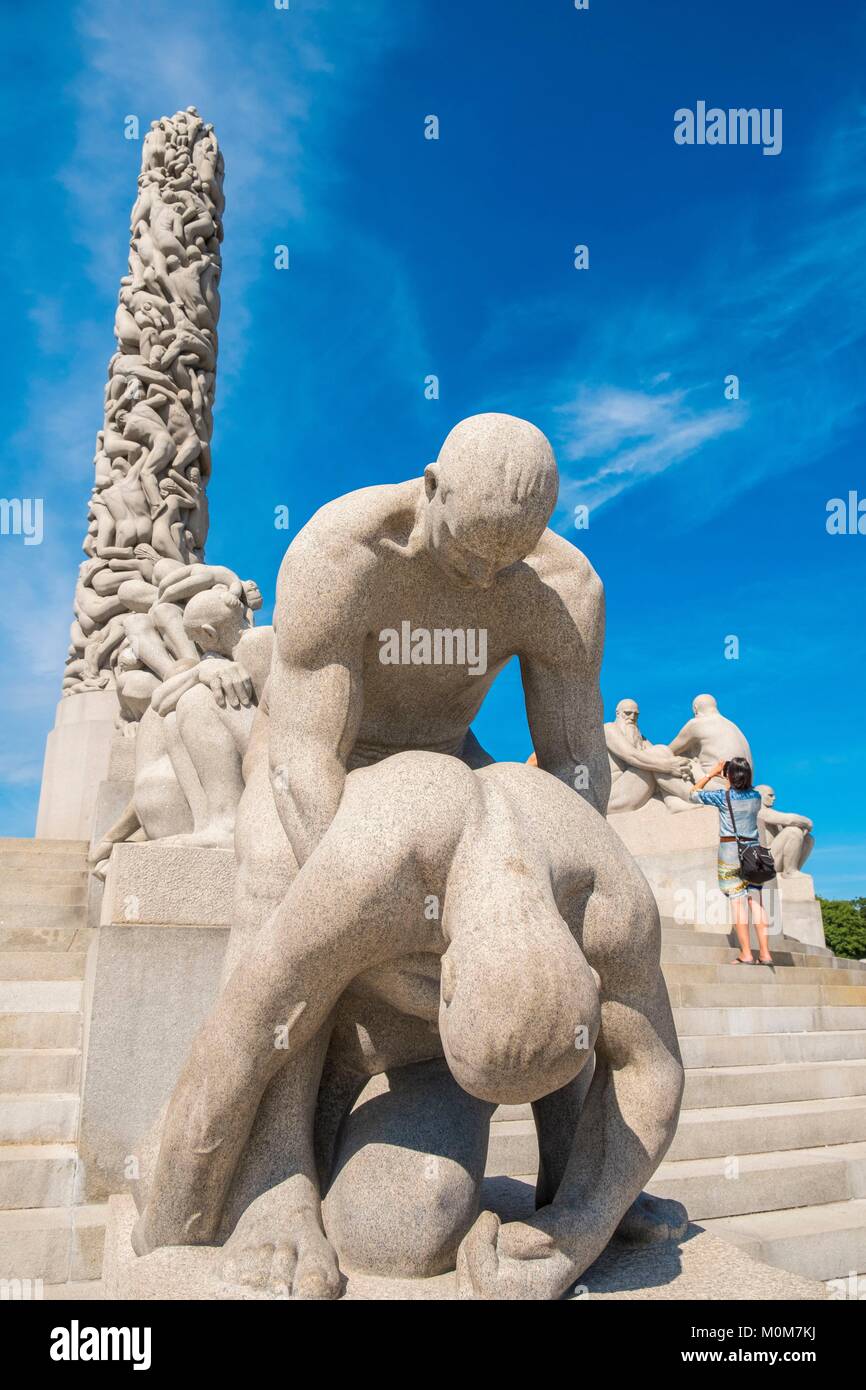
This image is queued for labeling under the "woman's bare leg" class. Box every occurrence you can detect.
[751,893,772,962]
[731,895,754,961]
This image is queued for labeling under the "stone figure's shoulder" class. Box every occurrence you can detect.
[289,480,418,563]
[524,529,603,600]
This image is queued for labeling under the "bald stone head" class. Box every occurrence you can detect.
[182,584,249,656]
[755,784,775,807]
[422,413,558,589]
[692,693,719,717]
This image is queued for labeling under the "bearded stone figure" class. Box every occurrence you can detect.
[605,699,694,815]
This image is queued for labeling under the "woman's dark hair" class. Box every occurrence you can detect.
[724,757,753,791]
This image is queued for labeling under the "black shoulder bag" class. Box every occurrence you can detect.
[725,789,776,885]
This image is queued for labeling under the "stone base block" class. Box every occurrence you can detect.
[777,875,825,949]
[100,843,236,927]
[36,692,119,841]
[103,1192,826,1301]
[77,914,228,1202]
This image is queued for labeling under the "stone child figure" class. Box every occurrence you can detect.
[605,698,693,814]
[133,754,684,1301]
[756,785,815,877]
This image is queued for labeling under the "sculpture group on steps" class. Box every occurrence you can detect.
[65,108,224,699]
[605,694,815,878]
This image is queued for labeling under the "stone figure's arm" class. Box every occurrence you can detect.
[520,557,610,814]
[605,724,683,776]
[268,538,366,867]
[760,807,812,830]
[150,664,201,716]
[135,812,404,1254]
[668,718,698,756]
[458,856,683,1301]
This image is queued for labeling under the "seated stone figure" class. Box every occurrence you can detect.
[669,694,753,787]
[91,583,265,870]
[605,698,694,815]
[756,785,814,877]
[132,753,684,1302]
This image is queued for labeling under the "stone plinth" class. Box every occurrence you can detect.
[77,846,233,1203]
[35,690,119,841]
[102,1192,826,1301]
[100,843,237,927]
[776,873,825,949]
[608,801,730,930]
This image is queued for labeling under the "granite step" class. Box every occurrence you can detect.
[0,905,87,932]
[0,1204,106,1282]
[661,926,833,957]
[0,926,87,953]
[0,1143,79,1210]
[0,1013,82,1049]
[488,1097,866,1176]
[668,1095,866,1163]
[0,981,83,1014]
[679,1030,866,1068]
[647,1142,866,1222]
[0,1092,80,1144]
[0,842,88,876]
[664,962,866,988]
[0,1048,81,1093]
[673,1005,866,1037]
[702,1199,866,1282]
[0,952,88,982]
[669,982,866,1009]
[682,1057,866,1109]
[0,880,87,908]
[662,942,861,970]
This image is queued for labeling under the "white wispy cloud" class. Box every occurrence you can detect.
[555,385,746,510]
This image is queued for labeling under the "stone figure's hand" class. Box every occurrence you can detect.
[241,578,263,612]
[456,1210,580,1302]
[799,817,813,832]
[672,756,692,780]
[197,658,254,710]
[88,838,115,870]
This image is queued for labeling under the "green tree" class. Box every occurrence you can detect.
[819,897,866,960]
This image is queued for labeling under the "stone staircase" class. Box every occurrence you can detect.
[5,839,865,1295]
[488,921,866,1286]
[0,838,105,1291]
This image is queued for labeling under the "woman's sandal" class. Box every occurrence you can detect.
[735,956,755,965]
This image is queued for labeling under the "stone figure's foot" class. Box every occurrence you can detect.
[615,1191,688,1244]
[456,1210,578,1301]
[222,1193,342,1300]
[130,1209,155,1257]
[161,825,235,851]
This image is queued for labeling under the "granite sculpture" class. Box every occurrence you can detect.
[131,413,686,1300]
[89,564,263,872]
[757,786,815,877]
[64,108,224,698]
[133,754,684,1301]
[605,698,694,814]
[668,694,753,785]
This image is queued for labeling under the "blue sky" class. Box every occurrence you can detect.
[1,0,864,896]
